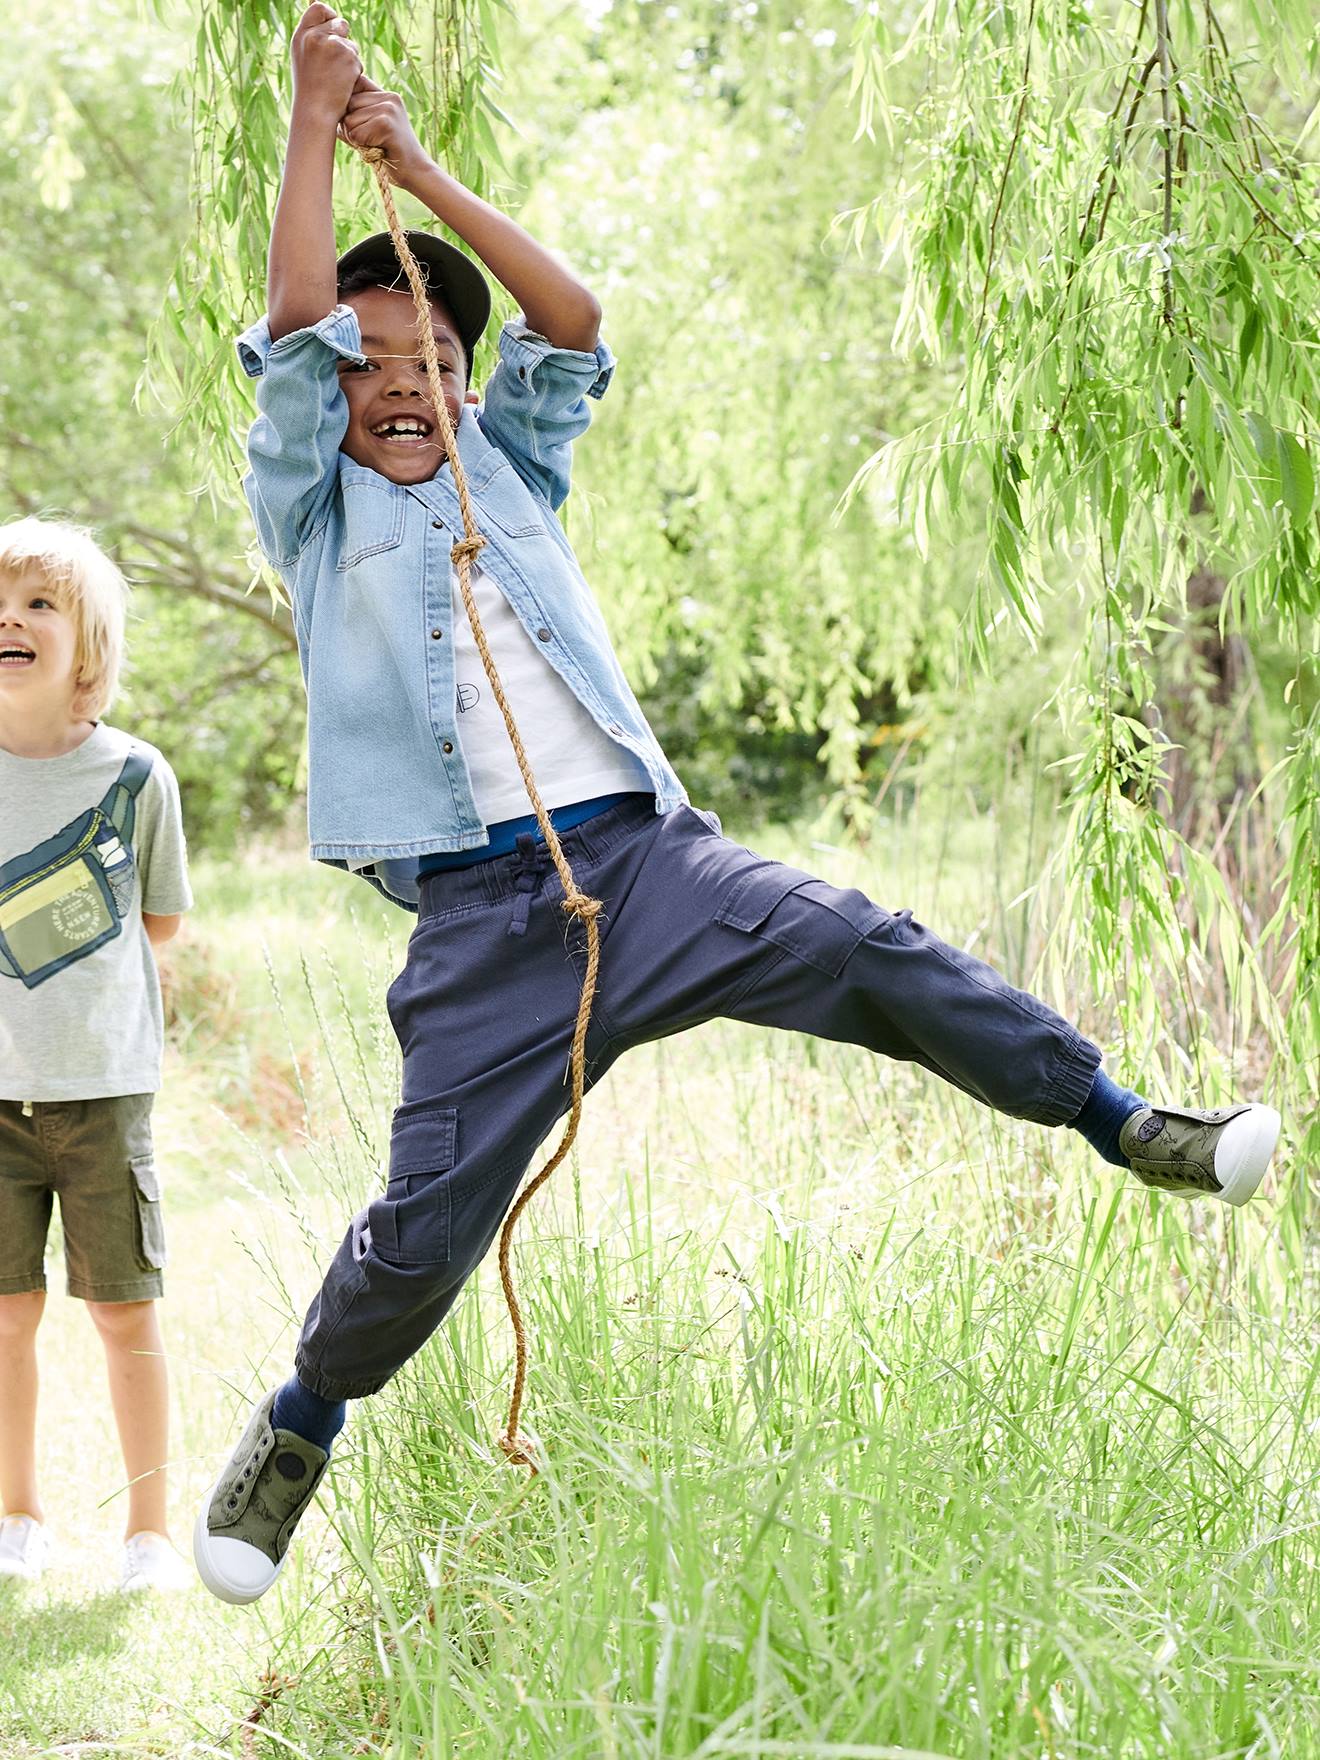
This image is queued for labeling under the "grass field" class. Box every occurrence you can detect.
[2,804,1313,1759]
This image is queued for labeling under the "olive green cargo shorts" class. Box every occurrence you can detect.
[0,1095,165,1302]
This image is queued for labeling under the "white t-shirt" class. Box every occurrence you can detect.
[0,723,192,1101]
[451,564,651,824]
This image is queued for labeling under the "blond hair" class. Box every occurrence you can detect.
[0,517,127,718]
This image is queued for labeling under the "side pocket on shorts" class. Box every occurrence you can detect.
[367,1103,458,1267]
[129,1154,167,1271]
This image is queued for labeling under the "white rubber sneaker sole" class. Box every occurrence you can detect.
[121,1533,192,1595]
[0,1524,49,1582]
[192,1491,287,1606]
[1213,1103,1281,1207]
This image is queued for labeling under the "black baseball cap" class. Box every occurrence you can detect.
[335,230,492,366]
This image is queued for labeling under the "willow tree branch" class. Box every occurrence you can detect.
[1154,0,1177,329]
[1085,51,1161,254]
[1049,50,1160,440]
[1201,137,1317,260]
[159,640,295,718]
[1204,0,1266,176]
[67,93,164,213]
[975,0,1039,341]
[1080,44,1158,246]
[114,522,297,649]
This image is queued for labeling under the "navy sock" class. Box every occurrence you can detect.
[271,1374,347,1453]
[1068,1067,1149,1169]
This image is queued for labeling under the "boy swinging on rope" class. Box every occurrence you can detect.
[194,2,1281,1604]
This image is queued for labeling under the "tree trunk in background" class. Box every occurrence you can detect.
[1159,485,1255,849]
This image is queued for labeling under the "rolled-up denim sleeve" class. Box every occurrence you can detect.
[236,306,366,569]
[476,321,615,512]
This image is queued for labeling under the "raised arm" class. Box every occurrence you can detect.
[268,4,363,341]
[337,77,602,353]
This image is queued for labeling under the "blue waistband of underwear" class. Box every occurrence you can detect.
[417,793,651,879]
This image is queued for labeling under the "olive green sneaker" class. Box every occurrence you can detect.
[1119,1102,1280,1207]
[193,1390,329,1605]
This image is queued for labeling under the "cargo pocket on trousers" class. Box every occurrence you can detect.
[715,865,888,979]
[367,1103,458,1267]
[129,1154,167,1271]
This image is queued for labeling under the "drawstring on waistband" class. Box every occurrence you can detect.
[507,834,554,938]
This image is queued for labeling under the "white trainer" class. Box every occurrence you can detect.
[120,1530,191,1593]
[0,1513,50,1581]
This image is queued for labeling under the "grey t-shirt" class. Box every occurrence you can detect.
[0,722,192,1101]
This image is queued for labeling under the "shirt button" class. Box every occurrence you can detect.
[536,627,551,643]
[442,740,454,755]
[432,519,444,530]
[431,628,443,640]
[608,723,622,735]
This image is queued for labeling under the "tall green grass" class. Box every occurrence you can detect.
[187,806,1315,1760]
[5,796,1309,1759]
[265,1088,1316,1758]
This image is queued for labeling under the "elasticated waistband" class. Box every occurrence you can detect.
[417,793,660,921]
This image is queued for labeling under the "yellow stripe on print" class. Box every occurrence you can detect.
[0,861,95,931]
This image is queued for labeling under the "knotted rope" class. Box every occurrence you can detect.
[359,146,603,1471]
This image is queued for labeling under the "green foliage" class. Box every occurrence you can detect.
[0,0,306,845]
[848,0,1320,1117]
[497,0,982,822]
[151,0,511,479]
[1039,579,1288,1091]
[0,6,188,521]
[851,0,1320,635]
[119,590,304,849]
[4,0,1316,1118]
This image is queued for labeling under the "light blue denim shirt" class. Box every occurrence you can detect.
[236,305,686,909]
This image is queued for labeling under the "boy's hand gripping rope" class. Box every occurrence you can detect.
[359,147,602,1472]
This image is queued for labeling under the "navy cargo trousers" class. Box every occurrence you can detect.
[295,799,1102,1400]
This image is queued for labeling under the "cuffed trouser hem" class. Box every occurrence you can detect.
[1035,1029,1103,1128]
[68,1273,164,1302]
[293,1351,391,1404]
[0,1270,46,1296]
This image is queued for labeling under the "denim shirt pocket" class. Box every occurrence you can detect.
[336,478,407,571]
[474,459,544,539]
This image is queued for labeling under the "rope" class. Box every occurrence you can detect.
[358,147,603,1472]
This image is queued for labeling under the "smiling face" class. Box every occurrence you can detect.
[337,285,468,485]
[0,567,82,719]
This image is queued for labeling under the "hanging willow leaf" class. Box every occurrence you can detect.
[1277,428,1315,528]
[1239,303,1262,373]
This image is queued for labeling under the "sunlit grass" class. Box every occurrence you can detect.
[282,1025,1316,1759]
[2,804,1310,1758]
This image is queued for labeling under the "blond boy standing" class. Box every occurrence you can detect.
[0,518,192,1592]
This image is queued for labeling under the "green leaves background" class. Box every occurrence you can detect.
[0,0,1315,1154]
